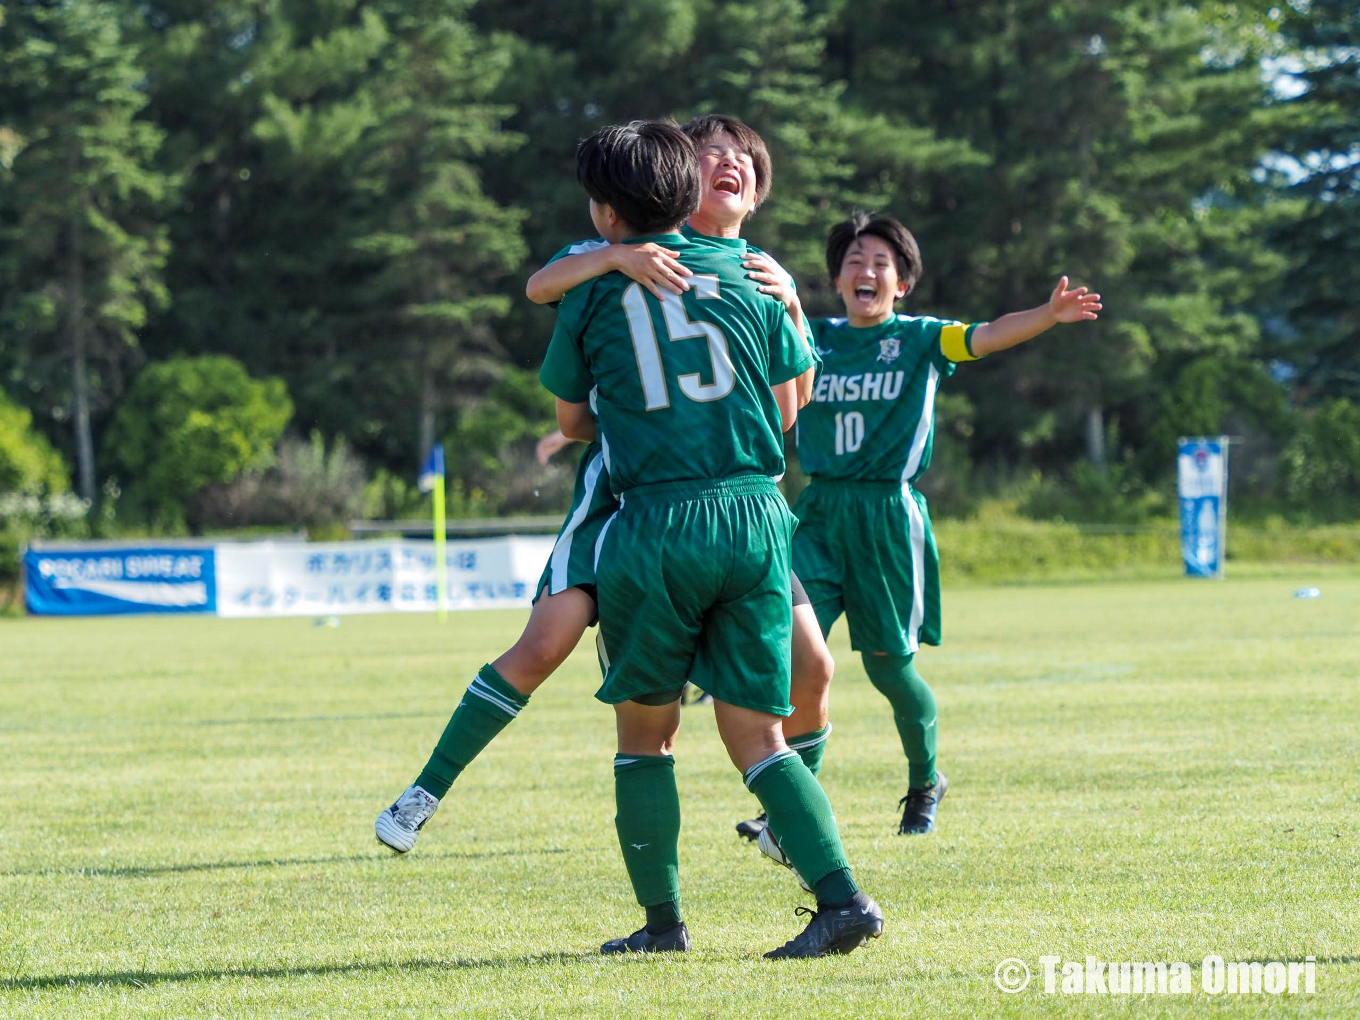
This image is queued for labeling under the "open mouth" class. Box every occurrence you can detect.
[712,175,741,195]
[854,285,877,300]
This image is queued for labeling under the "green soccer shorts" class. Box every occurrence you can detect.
[534,441,617,606]
[593,475,795,716]
[791,478,942,656]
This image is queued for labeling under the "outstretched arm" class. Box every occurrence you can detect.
[535,429,577,465]
[970,277,1102,357]
[526,244,693,304]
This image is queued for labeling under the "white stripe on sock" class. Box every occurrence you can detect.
[467,677,520,718]
[743,749,798,789]
[786,723,833,751]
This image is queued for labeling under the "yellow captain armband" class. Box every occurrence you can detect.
[939,323,980,363]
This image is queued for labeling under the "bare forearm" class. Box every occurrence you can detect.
[773,379,799,432]
[794,365,816,409]
[526,248,616,305]
[970,304,1059,357]
[555,398,598,442]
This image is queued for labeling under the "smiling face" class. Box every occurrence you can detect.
[834,234,910,327]
[694,131,759,232]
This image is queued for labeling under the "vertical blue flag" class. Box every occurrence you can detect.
[418,444,445,493]
[1178,437,1229,578]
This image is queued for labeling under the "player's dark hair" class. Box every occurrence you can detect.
[825,212,923,294]
[576,120,701,236]
[681,114,773,210]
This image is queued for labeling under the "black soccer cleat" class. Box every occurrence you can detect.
[897,771,948,835]
[736,811,768,841]
[764,891,884,959]
[601,922,692,955]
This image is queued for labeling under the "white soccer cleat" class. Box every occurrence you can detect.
[757,824,812,894]
[375,785,439,853]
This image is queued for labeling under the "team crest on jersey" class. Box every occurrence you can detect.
[877,338,901,364]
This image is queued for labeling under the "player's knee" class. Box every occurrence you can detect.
[506,628,574,682]
[792,644,834,696]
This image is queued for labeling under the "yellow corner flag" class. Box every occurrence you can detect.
[418,444,448,622]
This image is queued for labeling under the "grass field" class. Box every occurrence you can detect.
[1,575,1357,1019]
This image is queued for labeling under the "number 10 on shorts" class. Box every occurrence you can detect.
[835,411,864,455]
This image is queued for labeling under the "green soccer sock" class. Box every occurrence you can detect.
[413,664,529,798]
[862,653,937,788]
[614,754,682,921]
[743,751,856,901]
[785,724,832,777]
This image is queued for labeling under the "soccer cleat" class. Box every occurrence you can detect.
[897,771,948,835]
[764,891,884,959]
[735,811,768,841]
[757,825,812,894]
[601,922,692,955]
[375,785,439,853]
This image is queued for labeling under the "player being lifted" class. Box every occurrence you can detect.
[781,212,1100,836]
[375,116,835,856]
[540,118,881,957]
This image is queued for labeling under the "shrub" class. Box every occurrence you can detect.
[104,356,292,528]
[1281,398,1360,516]
[194,432,368,531]
[0,392,67,494]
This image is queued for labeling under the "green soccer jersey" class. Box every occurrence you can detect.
[680,226,822,376]
[797,314,983,484]
[540,232,814,495]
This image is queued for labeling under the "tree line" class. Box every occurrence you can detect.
[1,0,1357,540]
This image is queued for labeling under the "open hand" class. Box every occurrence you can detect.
[615,243,692,299]
[535,429,573,466]
[1050,276,1102,323]
[743,252,797,310]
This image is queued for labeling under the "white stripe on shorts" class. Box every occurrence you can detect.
[548,448,605,594]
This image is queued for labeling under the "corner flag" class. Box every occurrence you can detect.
[418,444,445,494]
[418,444,448,620]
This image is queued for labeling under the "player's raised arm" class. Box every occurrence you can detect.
[969,276,1102,357]
[526,243,693,304]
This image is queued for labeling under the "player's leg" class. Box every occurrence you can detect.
[375,587,595,853]
[736,595,833,841]
[861,650,947,834]
[713,700,882,956]
[825,481,951,834]
[600,696,690,954]
[376,444,612,853]
[785,595,833,773]
[736,495,843,840]
[593,495,710,954]
[697,486,881,957]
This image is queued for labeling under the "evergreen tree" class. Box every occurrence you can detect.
[0,0,171,500]
[1272,0,1360,401]
[822,0,1291,481]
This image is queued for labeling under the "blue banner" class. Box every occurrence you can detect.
[25,546,217,616]
[1177,438,1229,578]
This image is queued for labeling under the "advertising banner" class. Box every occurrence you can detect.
[1177,437,1229,579]
[24,546,217,616]
[213,537,556,618]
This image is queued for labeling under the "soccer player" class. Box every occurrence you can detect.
[374,116,834,858]
[543,118,882,957]
[526,115,834,844]
[793,212,1101,835]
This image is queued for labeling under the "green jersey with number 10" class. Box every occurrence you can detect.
[797,314,983,485]
[541,232,814,495]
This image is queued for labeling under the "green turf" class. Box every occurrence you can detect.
[1,575,1357,1018]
